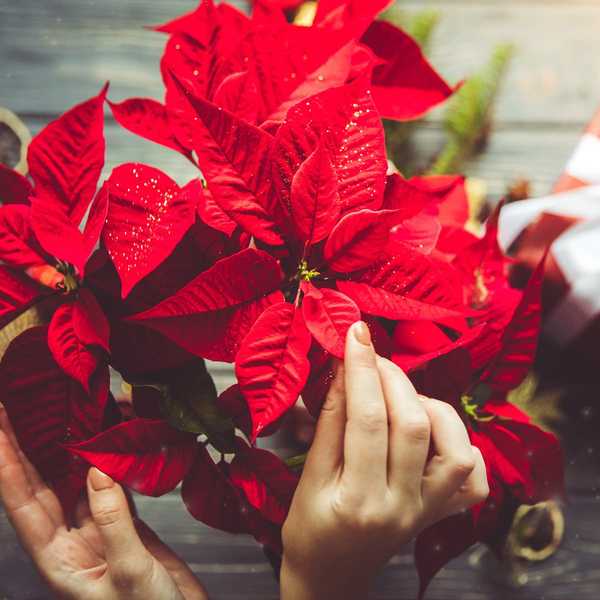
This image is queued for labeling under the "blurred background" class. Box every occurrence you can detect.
[2,1,600,598]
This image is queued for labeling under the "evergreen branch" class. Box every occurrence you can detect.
[429,43,514,175]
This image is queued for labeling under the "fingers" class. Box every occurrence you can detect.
[87,468,154,588]
[135,519,208,598]
[420,398,478,517]
[343,322,388,489]
[438,446,489,520]
[376,357,430,493]
[0,403,64,527]
[303,360,346,485]
[0,428,56,557]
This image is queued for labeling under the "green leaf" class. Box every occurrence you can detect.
[429,43,514,175]
[128,360,236,453]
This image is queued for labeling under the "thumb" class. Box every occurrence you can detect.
[87,468,153,585]
[302,360,346,483]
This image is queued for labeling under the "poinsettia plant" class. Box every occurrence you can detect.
[0,0,563,596]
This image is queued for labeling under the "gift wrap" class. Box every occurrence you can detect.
[499,107,600,362]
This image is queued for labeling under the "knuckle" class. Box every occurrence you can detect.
[400,415,430,442]
[93,504,122,527]
[448,455,476,480]
[356,406,387,432]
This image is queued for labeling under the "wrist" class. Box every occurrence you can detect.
[280,556,372,600]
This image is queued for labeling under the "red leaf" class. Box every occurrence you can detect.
[239,26,354,124]
[65,418,197,497]
[337,280,465,321]
[182,445,283,550]
[301,283,360,358]
[169,75,283,246]
[182,446,251,533]
[392,324,484,373]
[132,291,284,363]
[479,256,545,392]
[301,342,335,418]
[0,266,43,327]
[0,204,47,268]
[0,164,32,205]
[103,164,198,298]
[315,0,393,41]
[361,21,456,120]
[28,85,107,225]
[0,327,108,513]
[30,188,107,275]
[235,302,311,438]
[217,384,252,439]
[196,184,238,237]
[355,246,466,311]
[131,249,282,319]
[290,143,340,244]
[108,97,193,160]
[153,0,219,47]
[229,444,298,525]
[272,78,387,217]
[48,289,109,392]
[324,208,395,272]
[213,70,262,125]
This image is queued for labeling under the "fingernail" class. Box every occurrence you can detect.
[89,467,114,491]
[352,321,371,346]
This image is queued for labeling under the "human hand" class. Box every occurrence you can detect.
[280,321,489,600]
[0,403,208,600]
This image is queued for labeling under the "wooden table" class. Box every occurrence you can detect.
[2,1,600,598]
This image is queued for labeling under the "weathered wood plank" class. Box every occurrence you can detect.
[2,494,599,599]
[1,1,600,126]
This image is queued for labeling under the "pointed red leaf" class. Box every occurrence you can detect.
[213,70,262,125]
[480,256,545,392]
[30,188,107,275]
[0,164,32,205]
[169,76,283,246]
[131,249,282,320]
[154,0,218,47]
[182,446,251,533]
[301,283,360,358]
[28,85,107,224]
[217,384,252,439]
[0,326,108,513]
[235,302,311,438]
[196,184,238,236]
[229,444,298,525]
[355,246,466,311]
[0,265,43,327]
[272,78,387,216]
[182,445,282,551]
[240,26,354,124]
[324,208,396,272]
[65,418,197,497]
[361,21,456,120]
[132,291,284,363]
[108,97,193,160]
[290,143,340,244]
[337,281,465,322]
[103,164,198,298]
[48,289,109,392]
[0,204,47,268]
[392,324,485,373]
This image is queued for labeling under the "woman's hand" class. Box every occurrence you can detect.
[0,403,208,600]
[280,321,489,600]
